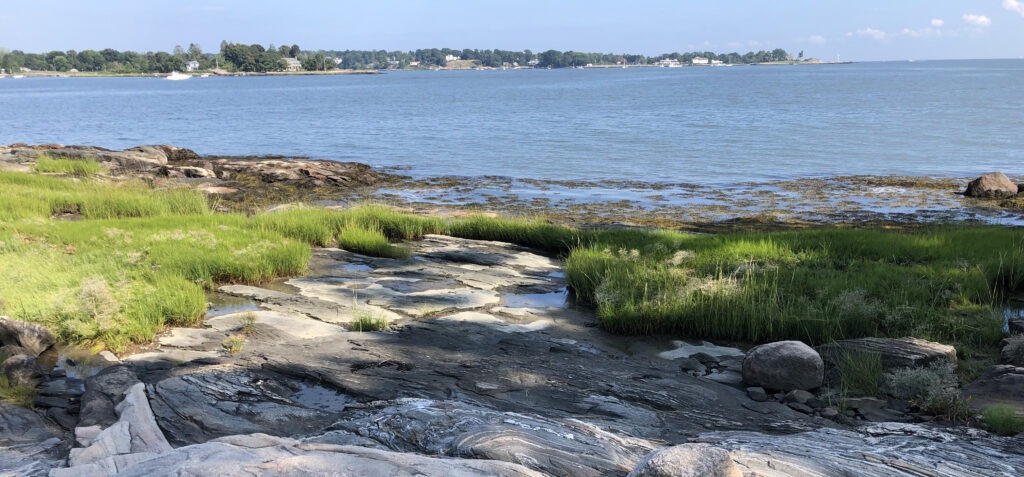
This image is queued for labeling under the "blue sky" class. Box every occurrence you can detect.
[2,1,1023,61]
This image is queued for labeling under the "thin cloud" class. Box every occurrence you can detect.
[901,27,941,38]
[962,14,991,27]
[807,35,826,45]
[930,18,944,27]
[1005,0,1024,17]
[854,28,888,41]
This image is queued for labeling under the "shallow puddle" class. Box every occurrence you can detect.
[341,263,375,273]
[206,293,261,318]
[291,383,351,413]
[502,288,568,308]
[38,345,113,380]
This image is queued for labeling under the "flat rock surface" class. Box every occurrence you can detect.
[93,235,1024,476]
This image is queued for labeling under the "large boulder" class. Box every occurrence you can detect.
[816,337,957,372]
[0,353,40,386]
[964,172,1019,199]
[1000,335,1024,367]
[742,341,823,391]
[0,316,55,356]
[627,444,741,477]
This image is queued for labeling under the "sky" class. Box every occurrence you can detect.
[1,1,1023,61]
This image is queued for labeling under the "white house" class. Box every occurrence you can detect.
[283,58,302,72]
[691,57,709,65]
[444,54,460,62]
[185,60,200,72]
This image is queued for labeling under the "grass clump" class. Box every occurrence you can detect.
[34,156,103,176]
[237,312,257,334]
[222,334,246,354]
[981,404,1024,435]
[838,350,883,397]
[337,224,410,259]
[351,314,389,332]
[0,375,37,407]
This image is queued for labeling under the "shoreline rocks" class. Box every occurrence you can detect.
[964,172,1019,199]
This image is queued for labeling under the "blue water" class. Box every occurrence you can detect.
[1,60,1021,183]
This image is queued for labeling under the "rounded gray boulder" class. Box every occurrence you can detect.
[964,172,1018,199]
[742,340,823,391]
[627,443,740,477]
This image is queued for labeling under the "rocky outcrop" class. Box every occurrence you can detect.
[816,337,957,371]
[700,423,1024,476]
[742,341,823,391]
[961,365,1024,413]
[627,444,741,477]
[0,402,65,476]
[0,316,56,356]
[964,172,1019,199]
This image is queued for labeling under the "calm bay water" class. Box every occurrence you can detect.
[1,60,1021,184]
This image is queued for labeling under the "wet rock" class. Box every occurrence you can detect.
[0,316,56,356]
[964,172,1019,199]
[746,387,768,402]
[820,407,839,419]
[816,337,957,371]
[742,341,823,391]
[627,443,740,477]
[1001,335,1024,366]
[46,407,78,430]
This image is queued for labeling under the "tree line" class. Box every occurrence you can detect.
[0,42,795,74]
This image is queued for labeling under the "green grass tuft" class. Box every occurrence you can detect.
[839,350,883,397]
[981,404,1024,435]
[34,156,103,176]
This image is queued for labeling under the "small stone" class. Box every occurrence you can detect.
[33,395,70,409]
[820,407,839,418]
[844,397,886,410]
[678,357,707,375]
[691,352,720,365]
[783,389,814,404]
[0,316,56,356]
[98,350,119,363]
[1,354,40,386]
[807,397,825,409]
[746,387,768,402]
[787,402,814,414]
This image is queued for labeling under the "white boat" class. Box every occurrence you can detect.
[11,75,25,79]
[199,74,210,78]
[165,71,191,81]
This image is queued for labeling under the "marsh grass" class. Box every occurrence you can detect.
[222,334,246,354]
[1,169,1021,357]
[838,350,883,397]
[34,156,103,176]
[981,404,1024,435]
[237,312,257,334]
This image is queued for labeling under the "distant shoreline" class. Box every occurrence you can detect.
[0,61,856,79]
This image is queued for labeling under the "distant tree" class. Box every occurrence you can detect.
[771,48,789,62]
[187,43,203,61]
[798,50,804,60]
[289,44,300,58]
[76,50,104,71]
[51,55,70,71]
[173,45,186,58]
